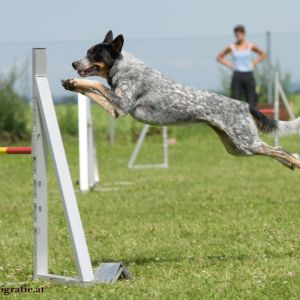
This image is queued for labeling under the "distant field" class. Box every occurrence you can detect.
[1,107,300,299]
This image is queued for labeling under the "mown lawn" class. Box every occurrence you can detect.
[1,107,300,299]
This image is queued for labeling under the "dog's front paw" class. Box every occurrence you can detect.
[61,79,78,91]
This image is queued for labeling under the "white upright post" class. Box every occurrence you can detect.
[274,71,280,146]
[93,147,100,184]
[32,48,48,280]
[162,126,168,168]
[108,116,115,144]
[266,31,273,104]
[87,100,100,186]
[78,94,100,192]
[78,94,90,192]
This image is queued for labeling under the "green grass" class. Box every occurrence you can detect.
[290,94,300,116]
[1,107,300,299]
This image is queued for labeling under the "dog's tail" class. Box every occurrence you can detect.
[249,105,300,137]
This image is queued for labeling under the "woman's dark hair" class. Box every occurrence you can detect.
[234,25,245,33]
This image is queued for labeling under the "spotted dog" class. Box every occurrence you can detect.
[62,31,300,170]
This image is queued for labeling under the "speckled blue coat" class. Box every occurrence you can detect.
[109,52,262,155]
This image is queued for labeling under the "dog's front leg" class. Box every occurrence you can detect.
[91,83,133,117]
[83,91,119,118]
[61,79,118,118]
[62,78,102,91]
[62,78,132,117]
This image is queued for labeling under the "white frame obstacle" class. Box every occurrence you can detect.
[30,48,131,285]
[273,71,296,146]
[78,105,169,192]
[128,125,169,169]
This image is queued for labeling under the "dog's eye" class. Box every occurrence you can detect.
[87,49,94,56]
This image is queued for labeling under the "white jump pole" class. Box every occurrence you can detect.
[273,72,280,146]
[32,48,48,281]
[162,126,168,168]
[78,94,100,192]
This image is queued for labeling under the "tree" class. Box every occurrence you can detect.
[0,66,30,142]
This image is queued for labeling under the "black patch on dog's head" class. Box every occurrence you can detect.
[72,31,124,80]
[86,33,124,66]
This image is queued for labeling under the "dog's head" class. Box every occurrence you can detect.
[72,31,124,79]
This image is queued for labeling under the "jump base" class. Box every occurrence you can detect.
[36,262,132,285]
[95,262,132,283]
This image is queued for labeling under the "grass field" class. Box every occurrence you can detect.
[1,106,300,299]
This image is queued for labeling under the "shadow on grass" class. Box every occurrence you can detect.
[92,251,299,269]
[92,255,183,267]
[205,253,248,262]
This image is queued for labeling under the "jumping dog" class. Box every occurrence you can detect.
[62,31,300,170]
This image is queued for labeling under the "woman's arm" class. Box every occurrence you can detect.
[251,44,266,67]
[216,46,234,69]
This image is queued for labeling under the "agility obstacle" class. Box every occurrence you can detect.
[128,124,168,169]
[77,100,168,191]
[273,71,296,146]
[0,147,32,154]
[2,48,131,286]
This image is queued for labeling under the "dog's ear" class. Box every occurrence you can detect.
[103,30,113,43]
[110,35,124,53]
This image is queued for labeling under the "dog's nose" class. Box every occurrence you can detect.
[72,61,78,69]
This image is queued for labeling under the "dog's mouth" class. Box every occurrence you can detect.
[78,65,100,77]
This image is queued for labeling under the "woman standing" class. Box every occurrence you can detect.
[217,25,265,106]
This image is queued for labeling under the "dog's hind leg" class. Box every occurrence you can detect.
[254,142,300,170]
[210,125,300,170]
[209,125,249,155]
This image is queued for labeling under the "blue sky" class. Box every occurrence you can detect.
[1,0,300,96]
[1,0,300,42]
